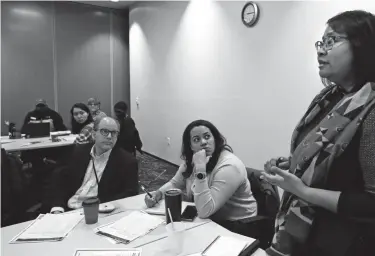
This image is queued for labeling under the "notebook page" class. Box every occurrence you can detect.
[97,211,164,242]
[203,236,251,256]
[17,212,83,240]
[74,249,141,256]
[144,200,189,215]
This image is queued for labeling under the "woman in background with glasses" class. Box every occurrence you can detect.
[70,103,94,144]
[262,10,375,256]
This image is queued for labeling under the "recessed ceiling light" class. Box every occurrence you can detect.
[110,0,119,2]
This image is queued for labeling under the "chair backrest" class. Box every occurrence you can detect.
[246,167,280,219]
[25,122,50,138]
[1,149,26,226]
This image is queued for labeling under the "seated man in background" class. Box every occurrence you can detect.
[48,117,139,213]
[20,99,68,184]
[114,101,143,155]
[87,97,107,122]
[21,99,67,133]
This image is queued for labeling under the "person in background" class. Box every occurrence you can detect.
[48,117,139,213]
[144,120,257,229]
[70,103,94,144]
[20,100,67,212]
[262,10,375,256]
[21,99,67,133]
[113,101,143,155]
[87,97,107,122]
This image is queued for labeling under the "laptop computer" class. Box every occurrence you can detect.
[25,122,51,138]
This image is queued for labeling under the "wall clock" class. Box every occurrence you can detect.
[242,2,260,27]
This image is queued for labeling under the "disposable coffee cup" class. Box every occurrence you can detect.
[165,188,182,224]
[82,197,100,224]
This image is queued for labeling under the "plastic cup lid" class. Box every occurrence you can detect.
[165,188,182,196]
[82,197,100,206]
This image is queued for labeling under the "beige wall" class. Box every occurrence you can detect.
[129,0,375,168]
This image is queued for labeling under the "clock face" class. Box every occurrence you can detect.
[242,2,259,27]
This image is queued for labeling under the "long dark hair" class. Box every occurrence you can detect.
[181,120,232,178]
[327,10,375,87]
[70,103,93,134]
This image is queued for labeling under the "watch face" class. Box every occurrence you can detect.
[197,173,205,179]
[242,2,259,27]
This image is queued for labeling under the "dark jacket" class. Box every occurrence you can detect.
[49,143,139,209]
[21,107,67,133]
[116,116,143,155]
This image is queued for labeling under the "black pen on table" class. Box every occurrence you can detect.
[139,183,153,198]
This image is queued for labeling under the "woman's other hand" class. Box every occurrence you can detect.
[261,166,306,197]
[264,156,290,173]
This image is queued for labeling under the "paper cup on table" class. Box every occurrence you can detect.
[51,134,59,142]
[82,197,100,224]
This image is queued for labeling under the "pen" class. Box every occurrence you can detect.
[139,184,153,198]
[202,235,220,255]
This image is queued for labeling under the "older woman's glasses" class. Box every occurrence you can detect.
[315,35,348,51]
[99,128,119,138]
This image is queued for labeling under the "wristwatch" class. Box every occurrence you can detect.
[195,172,207,180]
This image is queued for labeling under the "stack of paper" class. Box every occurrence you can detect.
[73,248,141,256]
[95,211,165,244]
[10,212,83,243]
[144,200,189,215]
[202,236,255,256]
[50,131,71,136]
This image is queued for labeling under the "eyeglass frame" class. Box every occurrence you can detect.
[87,103,100,107]
[95,128,119,138]
[315,35,348,51]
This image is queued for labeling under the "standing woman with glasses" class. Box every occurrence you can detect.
[262,10,375,256]
[70,103,94,144]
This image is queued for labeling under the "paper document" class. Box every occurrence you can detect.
[51,131,71,136]
[202,236,254,256]
[144,200,190,215]
[10,212,83,243]
[95,211,165,244]
[74,248,141,256]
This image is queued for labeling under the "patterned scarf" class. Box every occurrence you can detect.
[266,82,375,256]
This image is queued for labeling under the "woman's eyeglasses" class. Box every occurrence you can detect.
[73,111,87,116]
[315,35,347,51]
[98,128,119,138]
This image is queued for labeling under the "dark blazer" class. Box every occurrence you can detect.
[49,143,139,210]
[116,116,143,155]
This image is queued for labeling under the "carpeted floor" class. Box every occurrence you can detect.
[136,152,179,192]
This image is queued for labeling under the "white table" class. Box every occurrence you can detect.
[0,135,77,152]
[1,194,266,256]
